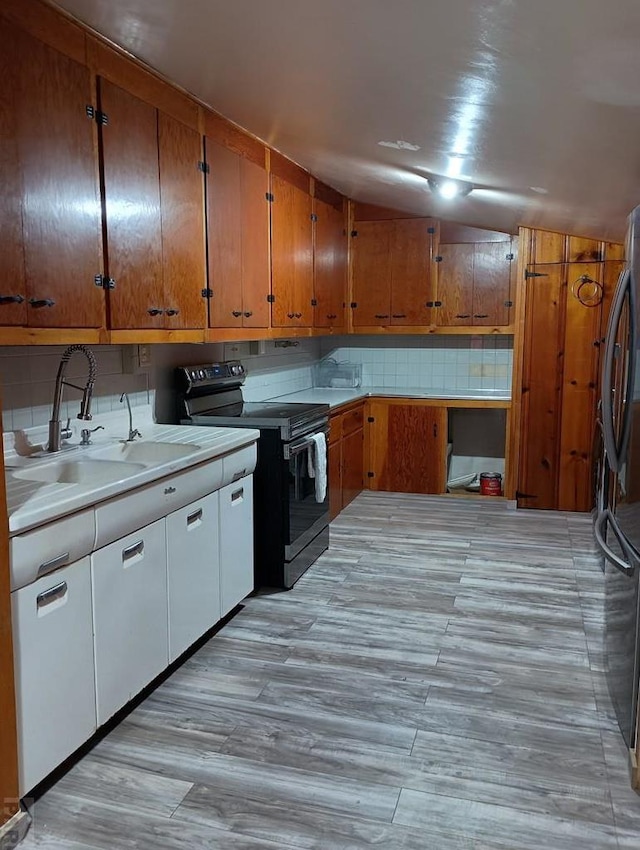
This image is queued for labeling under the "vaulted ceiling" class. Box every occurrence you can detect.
[54,0,640,240]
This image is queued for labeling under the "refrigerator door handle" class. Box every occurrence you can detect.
[595,509,635,577]
[602,269,630,473]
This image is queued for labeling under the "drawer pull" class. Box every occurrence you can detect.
[122,540,144,561]
[147,307,164,316]
[37,552,70,578]
[37,581,68,608]
[232,468,247,482]
[232,310,242,317]
[29,298,55,308]
[187,508,203,525]
[244,311,253,318]
[455,313,471,319]
[0,294,24,305]
[392,314,406,318]
[231,487,244,502]
[165,308,180,317]
[164,486,177,494]
[374,314,389,319]
[474,313,489,319]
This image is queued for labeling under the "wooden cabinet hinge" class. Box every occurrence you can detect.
[87,105,108,124]
[267,294,275,303]
[310,213,318,222]
[94,274,115,290]
[201,288,213,299]
[350,301,357,309]
[85,105,95,119]
[197,161,210,174]
[266,192,274,202]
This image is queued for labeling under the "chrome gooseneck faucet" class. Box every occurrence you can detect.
[48,345,97,452]
[120,392,142,442]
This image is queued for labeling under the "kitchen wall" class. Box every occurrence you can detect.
[0,335,512,434]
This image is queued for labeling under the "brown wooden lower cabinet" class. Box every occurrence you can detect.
[328,401,365,520]
[366,399,447,494]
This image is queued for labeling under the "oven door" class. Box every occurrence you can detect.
[283,430,329,561]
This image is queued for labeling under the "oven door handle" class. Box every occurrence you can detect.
[285,427,329,459]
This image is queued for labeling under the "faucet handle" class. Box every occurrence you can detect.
[60,418,73,441]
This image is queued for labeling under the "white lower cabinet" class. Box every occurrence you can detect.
[91,519,168,725]
[166,491,220,662]
[11,557,97,795]
[219,475,254,616]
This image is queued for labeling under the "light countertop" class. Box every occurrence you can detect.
[269,387,511,409]
[5,410,259,535]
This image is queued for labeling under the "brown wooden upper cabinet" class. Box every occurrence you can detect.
[351,218,437,327]
[313,192,347,330]
[205,126,270,329]
[98,79,207,330]
[435,225,516,327]
[270,157,314,328]
[0,18,104,328]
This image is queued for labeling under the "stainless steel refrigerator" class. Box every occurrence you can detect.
[595,204,640,749]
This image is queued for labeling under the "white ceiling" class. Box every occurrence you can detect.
[54,0,640,241]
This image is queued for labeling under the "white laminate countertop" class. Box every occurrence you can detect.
[5,414,259,535]
[268,387,512,409]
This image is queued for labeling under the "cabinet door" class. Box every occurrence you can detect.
[341,428,364,508]
[92,519,168,725]
[158,112,206,329]
[328,439,343,521]
[351,221,392,326]
[314,199,347,328]
[166,492,220,662]
[436,244,474,326]
[472,242,513,326]
[368,401,447,494]
[11,558,96,795]
[390,220,434,326]
[270,174,313,327]
[0,21,104,328]
[207,143,270,328]
[99,79,164,329]
[219,475,254,616]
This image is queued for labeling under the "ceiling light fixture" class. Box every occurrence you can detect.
[427,177,473,200]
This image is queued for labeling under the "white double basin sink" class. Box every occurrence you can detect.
[11,440,198,486]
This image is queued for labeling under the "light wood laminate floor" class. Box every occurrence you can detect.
[21,493,640,849]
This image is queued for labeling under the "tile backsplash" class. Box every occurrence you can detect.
[0,334,513,433]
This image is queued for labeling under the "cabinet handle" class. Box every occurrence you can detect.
[122,540,144,562]
[232,310,242,317]
[0,294,24,305]
[231,487,244,502]
[392,314,406,318]
[244,311,253,318]
[374,314,389,319]
[29,298,55,308]
[455,313,471,319]
[187,508,203,526]
[147,307,164,316]
[295,312,302,319]
[164,485,177,494]
[165,308,180,317]
[474,313,489,318]
[287,312,295,319]
[37,551,70,578]
[327,313,337,319]
[232,468,247,482]
[37,581,68,609]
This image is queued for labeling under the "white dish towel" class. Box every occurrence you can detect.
[307,432,327,503]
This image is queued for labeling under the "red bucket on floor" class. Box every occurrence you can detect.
[479,472,502,496]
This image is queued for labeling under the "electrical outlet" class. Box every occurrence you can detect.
[137,344,151,368]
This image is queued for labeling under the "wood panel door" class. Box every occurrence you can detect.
[472,242,513,325]
[329,440,343,521]
[436,244,474,326]
[207,141,270,328]
[270,174,313,327]
[518,264,566,509]
[1,20,104,328]
[158,112,206,329]
[368,401,447,494]
[351,221,393,326]
[313,198,347,329]
[342,428,364,507]
[390,219,434,325]
[557,262,604,511]
[99,78,164,330]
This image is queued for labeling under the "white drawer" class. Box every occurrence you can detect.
[94,458,223,549]
[222,443,257,487]
[10,509,96,591]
